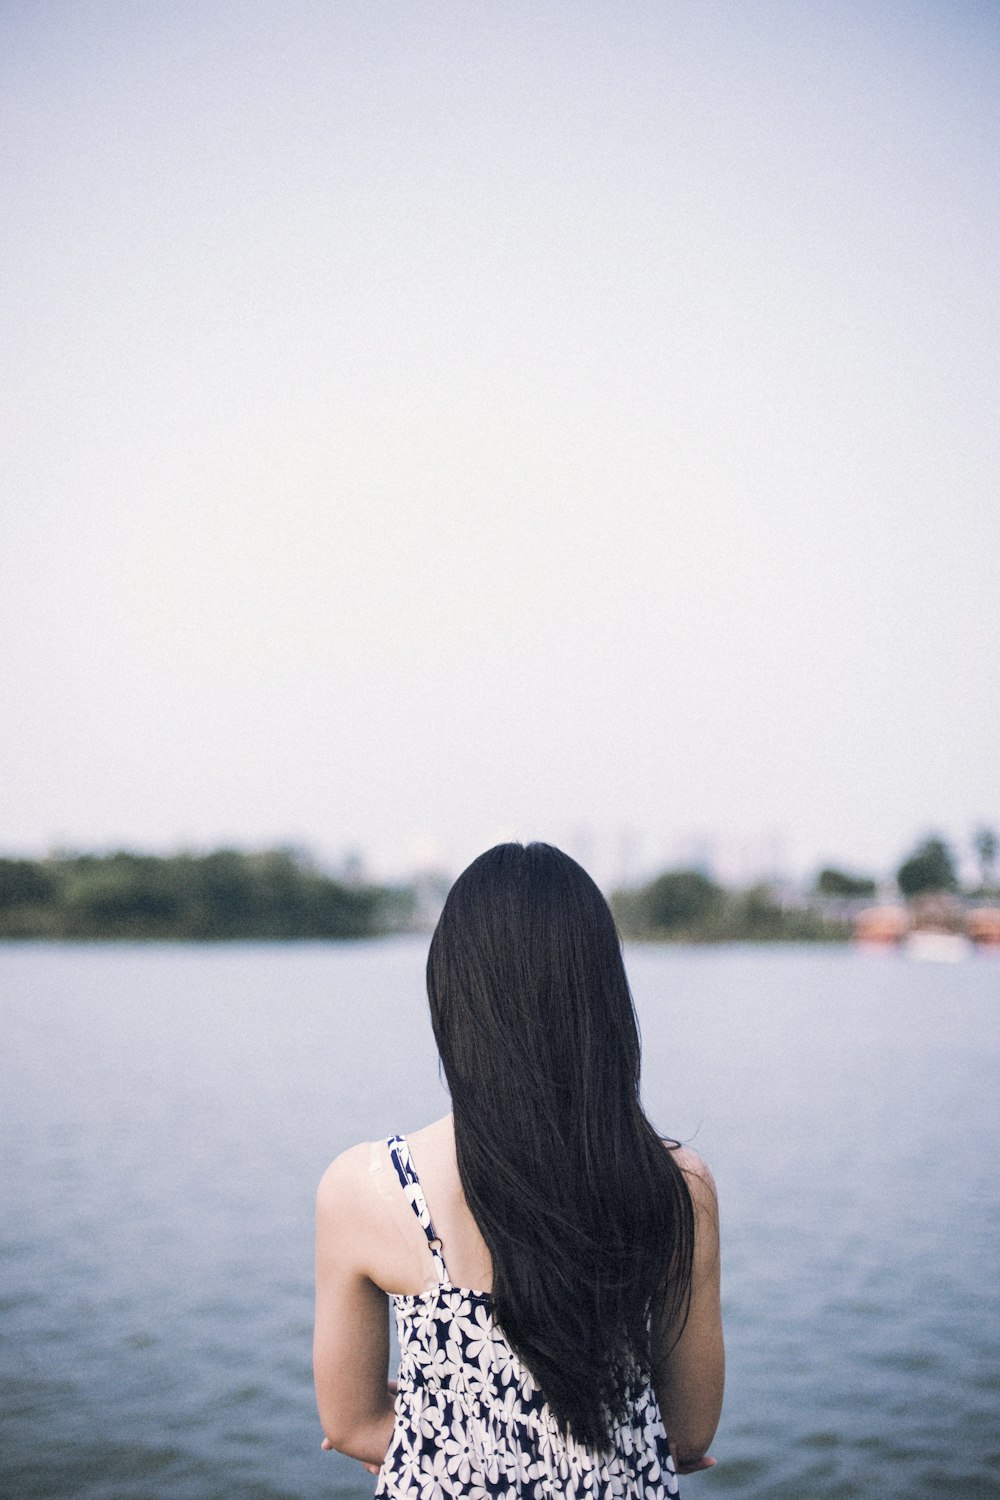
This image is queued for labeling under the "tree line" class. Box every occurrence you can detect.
[0,828,995,943]
[0,849,415,941]
[611,829,998,943]
[610,872,848,943]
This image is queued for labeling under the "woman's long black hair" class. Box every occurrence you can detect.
[427,842,694,1452]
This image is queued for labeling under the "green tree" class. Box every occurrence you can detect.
[896,836,958,898]
[0,846,412,940]
[814,867,877,898]
[192,850,260,937]
[731,883,789,940]
[0,858,56,909]
[309,877,380,938]
[61,853,187,936]
[642,869,724,934]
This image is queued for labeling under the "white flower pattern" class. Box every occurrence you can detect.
[374,1135,680,1500]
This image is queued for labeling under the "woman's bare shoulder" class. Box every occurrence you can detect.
[316,1140,384,1239]
[402,1112,454,1156]
[662,1141,719,1213]
[316,1116,452,1215]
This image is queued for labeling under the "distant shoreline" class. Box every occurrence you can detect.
[0,847,852,945]
[3,846,996,946]
[0,848,417,942]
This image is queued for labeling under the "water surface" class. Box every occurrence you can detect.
[2,941,997,1498]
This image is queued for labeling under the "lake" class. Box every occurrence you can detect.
[1,941,998,1499]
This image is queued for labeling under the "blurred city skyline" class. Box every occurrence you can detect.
[3,3,998,890]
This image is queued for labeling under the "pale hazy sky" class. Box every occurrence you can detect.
[2,1,998,886]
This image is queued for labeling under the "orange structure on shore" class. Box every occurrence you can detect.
[854,906,910,948]
[967,908,1000,948]
[853,898,1000,952]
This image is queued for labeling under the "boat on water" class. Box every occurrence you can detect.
[902,930,973,963]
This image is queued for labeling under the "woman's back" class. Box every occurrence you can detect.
[375,1117,493,1296]
[314,843,724,1493]
[370,1124,681,1500]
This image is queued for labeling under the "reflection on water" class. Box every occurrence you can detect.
[1,941,998,1499]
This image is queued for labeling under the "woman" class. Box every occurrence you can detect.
[314,842,724,1496]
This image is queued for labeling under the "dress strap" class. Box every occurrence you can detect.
[386,1135,450,1287]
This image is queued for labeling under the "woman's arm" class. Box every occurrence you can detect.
[313,1145,396,1465]
[652,1147,725,1474]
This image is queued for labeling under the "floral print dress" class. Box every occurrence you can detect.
[374,1135,680,1500]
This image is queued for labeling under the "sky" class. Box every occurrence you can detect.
[2,0,998,888]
